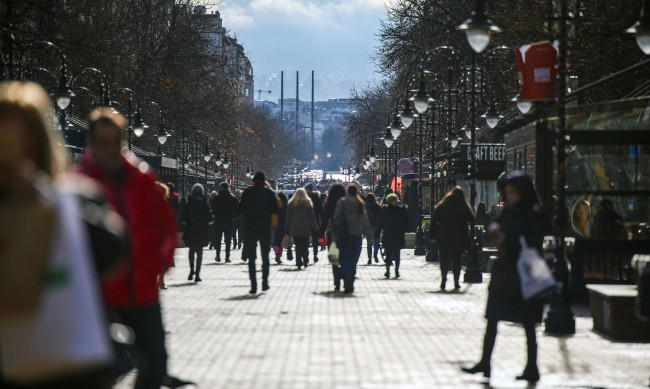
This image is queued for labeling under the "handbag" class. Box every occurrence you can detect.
[0,190,113,383]
[328,241,340,266]
[517,236,556,301]
[281,234,292,249]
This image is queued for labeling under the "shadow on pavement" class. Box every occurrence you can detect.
[167,282,195,288]
[313,291,355,298]
[223,294,261,301]
[278,268,302,272]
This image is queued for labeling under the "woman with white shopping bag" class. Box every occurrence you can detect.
[462,171,549,383]
[0,81,118,388]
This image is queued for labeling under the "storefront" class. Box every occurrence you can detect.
[453,143,506,214]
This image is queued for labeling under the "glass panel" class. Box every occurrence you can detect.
[566,145,650,191]
[568,194,649,240]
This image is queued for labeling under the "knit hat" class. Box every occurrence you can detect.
[386,193,398,203]
[253,171,266,183]
[191,183,205,197]
[304,183,314,191]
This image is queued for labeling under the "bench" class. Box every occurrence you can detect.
[586,284,650,341]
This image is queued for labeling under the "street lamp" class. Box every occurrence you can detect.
[369,146,377,163]
[222,155,230,170]
[449,132,459,149]
[383,128,395,148]
[628,0,650,55]
[215,151,222,166]
[512,94,532,114]
[456,0,501,53]
[390,114,404,138]
[399,94,417,128]
[482,102,503,128]
[410,75,433,114]
[116,88,145,150]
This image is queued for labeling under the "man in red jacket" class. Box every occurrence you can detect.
[79,108,177,389]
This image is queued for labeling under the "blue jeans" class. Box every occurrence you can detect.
[366,237,380,260]
[339,236,363,290]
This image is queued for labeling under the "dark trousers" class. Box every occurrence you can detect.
[311,230,320,258]
[294,236,309,267]
[366,237,380,260]
[232,219,241,246]
[385,247,400,276]
[115,304,167,389]
[479,320,537,370]
[440,251,462,286]
[246,230,271,289]
[188,246,203,276]
[339,236,363,291]
[214,223,232,259]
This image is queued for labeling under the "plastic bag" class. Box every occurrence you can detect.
[328,241,340,266]
[517,236,556,301]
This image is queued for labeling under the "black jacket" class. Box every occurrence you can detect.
[378,204,409,250]
[430,200,474,253]
[239,183,279,239]
[307,190,323,227]
[210,190,238,227]
[182,195,214,247]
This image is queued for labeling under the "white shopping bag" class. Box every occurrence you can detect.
[517,236,556,301]
[328,241,340,266]
[0,191,113,383]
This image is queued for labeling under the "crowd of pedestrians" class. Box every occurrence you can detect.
[0,80,558,388]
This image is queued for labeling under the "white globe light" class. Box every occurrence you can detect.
[56,96,71,110]
[466,29,491,53]
[384,137,394,148]
[517,100,532,114]
[134,127,145,138]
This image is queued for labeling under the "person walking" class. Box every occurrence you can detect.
[182,183,214,282]
[232,189,243,250]
[79,107,179,389]
[285,188,317,270]
[333,184,373,294]
[321,184,347,290]
[365,193,382,265]
[475,202,491,228]
[272,192,289,264]
[238,172,278,294]
[430,186,475,291]
[462,172,546,382]
[210,182,237,263]
[377,193,409,279]
[304,183,323,263]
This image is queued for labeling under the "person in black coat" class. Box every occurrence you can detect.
[377,193,409,279]
[462,172,546,383]
[430,186,475,290]
[182,183,214,282]
[210,182,238,262]
[304,183,323,263]
[321,184,347,289]
[239,172,279,294]
[365,193,382,264]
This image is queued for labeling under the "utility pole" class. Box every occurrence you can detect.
[296,71,299,158]
[280,71,284,122]
[311,70,315,160]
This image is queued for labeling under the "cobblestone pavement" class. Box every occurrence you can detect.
[117,245,650,389]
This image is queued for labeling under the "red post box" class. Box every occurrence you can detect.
[516,41,558,101]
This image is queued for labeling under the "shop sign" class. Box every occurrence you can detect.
[459,144,506,162]
[396,158,417,176]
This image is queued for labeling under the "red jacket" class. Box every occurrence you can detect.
[78,150,176,308]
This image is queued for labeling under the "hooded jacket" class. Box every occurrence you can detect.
[78,150,176,308]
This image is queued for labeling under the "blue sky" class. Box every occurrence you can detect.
[215,0,388,101]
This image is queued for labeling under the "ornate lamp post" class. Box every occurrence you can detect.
[115,88,145,150]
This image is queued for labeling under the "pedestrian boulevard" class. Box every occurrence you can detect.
[118,247,650,389]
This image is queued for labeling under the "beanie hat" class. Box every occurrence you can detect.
[253,171,266,183]
[386,193,398,203]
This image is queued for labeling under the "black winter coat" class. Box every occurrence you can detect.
[378,204,409,250]
[307,191,323,228]
[366,202,381,238]
[210,191,238,227]
[182,195,214,247]
[239,183,279,240]
[486,204,546,324]
[430,200,474,254]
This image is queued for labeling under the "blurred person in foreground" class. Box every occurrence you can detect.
[462,172,546,383]
[238,172,278,294]
[78,107,180,388]
[0,81,124,388]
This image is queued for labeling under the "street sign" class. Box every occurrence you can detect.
[396,158,417,177]
[459,143,506,162]
[369,160,380,171]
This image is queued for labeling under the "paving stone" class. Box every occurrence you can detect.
[115,245,650,388]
